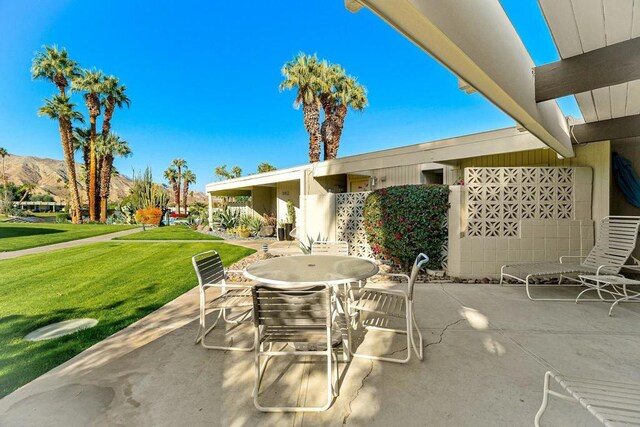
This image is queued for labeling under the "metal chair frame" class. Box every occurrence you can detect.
[347,253,428,364]
[192,250,254,351]
[535,371,640,426]
[500,216,640,301]
[251,283,345,412]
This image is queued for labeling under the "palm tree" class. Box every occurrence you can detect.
[72,69,105,221]
[163,167,180,213]
[97,133,131,222]
[18,183,36,204]
[182,170,196,213]
[101,76,130,138]
[171,159,187,213]
[32,46,83,221]
[73,127,92,204]
[31,45,81,95]
[0,147,8,213]
[38,95,84,223]
[323,74,367,159]
[280,53,324,163]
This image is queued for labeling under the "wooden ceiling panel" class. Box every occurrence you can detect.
[610,82,629,118]
[570,0,606,52]
[538,0,584,58]
[592,86,612,120]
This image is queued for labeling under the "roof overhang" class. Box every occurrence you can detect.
[538,0,640,143]
[313,127,546,177]
[346,0,574,158]
[206,165,308,194]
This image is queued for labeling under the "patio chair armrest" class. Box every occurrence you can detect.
[596,264,640,274]
[559,255,587,264]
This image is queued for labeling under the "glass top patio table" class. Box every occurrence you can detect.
[243,255,379,286]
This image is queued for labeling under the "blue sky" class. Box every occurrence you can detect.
[0,0,580,191]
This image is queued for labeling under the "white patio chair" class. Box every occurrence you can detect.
[192,250,254,351]
[311,240,349,256]
[251,283,345,412]
[347,253,428,364]
[535,371,640,427]
[500,216,640,301]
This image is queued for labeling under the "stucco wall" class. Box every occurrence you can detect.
[276,180,300,227]
[251,187,276,218]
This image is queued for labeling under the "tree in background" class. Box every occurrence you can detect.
[0,147,8,213]
[18,183,36,203]
[319,66,367,160]
[280,53,324,163]
[73,127,92,203]
[37,95,84,223]
[32,46,83,222]
[72,69,105,221]
[182,170,196,212]
[164,166,180,212]
[101,76,130,138]
[280,53,367,162]
[170,159,187,213]
[97,133,131,222]
[215,164,242,180]
[257,162,277,173]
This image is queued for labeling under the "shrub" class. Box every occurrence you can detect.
[363,185,449,271]
[240,215,264,236]
[286,200,296,224]
[55,213,70,223]
[134,207,163,226]
[216,207,240,229]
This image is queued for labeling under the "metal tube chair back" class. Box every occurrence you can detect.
[192,250,254,351]
[193,250,225,288]
[581,216,640,274]
[252,284,331,342]
[408,253,430,299]
[251,283,339,412]
[311,241,349,256]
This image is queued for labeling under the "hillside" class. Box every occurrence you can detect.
[2,155,206,204]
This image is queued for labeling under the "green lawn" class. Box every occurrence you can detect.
[0,241,255,398]
[0,223,137,252]
[114,225,221,241]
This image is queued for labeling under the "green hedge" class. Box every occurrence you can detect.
[363,185,450,271]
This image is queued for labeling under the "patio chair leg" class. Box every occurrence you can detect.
[534,371,552,427]
[410,306,424,361]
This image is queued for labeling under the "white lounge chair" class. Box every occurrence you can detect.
[535,371,640,426]
[192,250,254,351]
[347,253,428,363]
[251,283,345,412]
[311,240,349,256]
[500,216,640,301]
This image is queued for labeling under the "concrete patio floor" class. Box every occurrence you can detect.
[1,282,639,426]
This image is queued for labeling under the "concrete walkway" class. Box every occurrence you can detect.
[1,282,638,426]
[0,227,143,260]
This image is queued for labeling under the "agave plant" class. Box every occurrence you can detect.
[241,215,265,236]
[216,207,240,230]
[299,233,327,255]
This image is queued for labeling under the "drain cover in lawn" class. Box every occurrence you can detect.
[24,318,99,342]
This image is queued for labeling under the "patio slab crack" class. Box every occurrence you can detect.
[383,318,466,357]
[342,360,374,426]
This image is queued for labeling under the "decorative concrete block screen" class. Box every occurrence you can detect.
[335,192,374,259]
[465,167,575,238]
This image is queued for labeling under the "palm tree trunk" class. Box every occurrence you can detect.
[302,102,321,163]
[182,182,189,213]
[89,115,98,221]
[326,105,348,160]
[60,119,82,223]
[99,154,113,222]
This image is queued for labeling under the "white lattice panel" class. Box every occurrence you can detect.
[465,167,575,238]
[335,192,373,259]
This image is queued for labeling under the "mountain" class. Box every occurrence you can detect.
[1,155,207,204]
